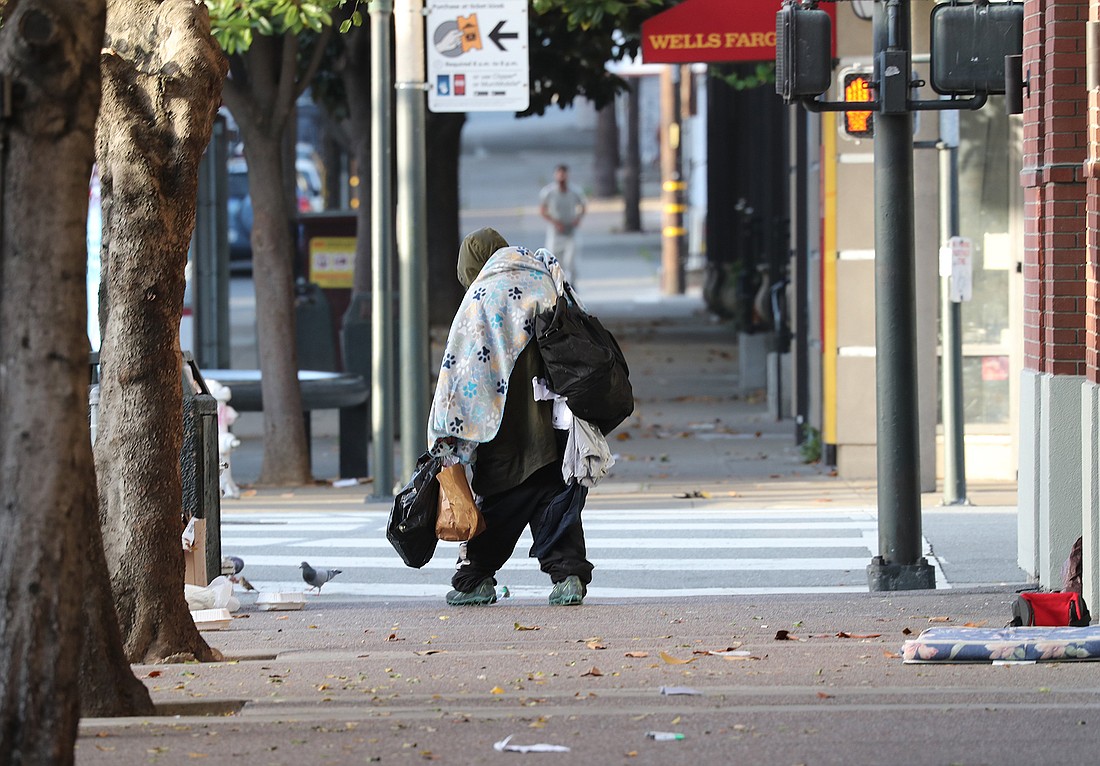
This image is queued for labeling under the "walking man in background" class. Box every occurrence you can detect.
[539,164,587,283]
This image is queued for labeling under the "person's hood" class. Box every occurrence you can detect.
[457,227,509,289]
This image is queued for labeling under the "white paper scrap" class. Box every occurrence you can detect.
[659,686,702,696]
[493,735,571,754]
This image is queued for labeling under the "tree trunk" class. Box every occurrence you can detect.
[243,129,311,484]
[622,79,641,232]
[94,0,227,664]
[222,35,312,485]
[425,110,465,327]
[592,98,619,198]
[0,2,106,763]
[341,25,372,298]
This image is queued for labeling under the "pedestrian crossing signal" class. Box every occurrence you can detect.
[842,72,874,138]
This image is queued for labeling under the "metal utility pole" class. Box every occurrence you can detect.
[369,0,396,499]
[938,110,968,506]
[193,116,230,369]
[395,0,429,481]
[659,65,686,294]
[866,0,935,591]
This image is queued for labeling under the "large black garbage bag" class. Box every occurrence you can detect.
[535,283,633,435]
[387,452,442,568]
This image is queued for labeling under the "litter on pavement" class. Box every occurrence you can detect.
[646,731,686,741]
[493,735,571,753]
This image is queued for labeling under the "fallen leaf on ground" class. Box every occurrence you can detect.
[490,686,505,694]
[836,632,882,639]
[659,651,694,665]
[902,627,913,635]
[514,622,540,631]
[415,650,444,656]
[581,667,603,677]
[817,692,834,699]
[774,630,801,641]
[586,641,607,650]
[928,617,951,623]
[883,650,902,659]
[963,621,988,628]
[386,633,404,641]
[616,432,631,440]
[624,651,649,658]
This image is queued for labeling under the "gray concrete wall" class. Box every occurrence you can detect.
[1036,373,1083,588]
[1017,369,1041,578]
[1082,381,1100,609]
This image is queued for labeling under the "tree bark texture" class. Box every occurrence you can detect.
[0,1,106,763]
[592,98,619,198]
[94,0,226,664]
[340,24,372,299]
[222,35,311,485]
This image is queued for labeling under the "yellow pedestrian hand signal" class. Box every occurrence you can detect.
[458,14,482,52]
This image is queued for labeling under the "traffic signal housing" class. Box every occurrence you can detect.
[930,1,1023,95]
[775,3,833,102]
[841,70,874,138]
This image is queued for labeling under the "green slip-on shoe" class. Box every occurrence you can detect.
[548,575,586,606]
[446,578,498,606]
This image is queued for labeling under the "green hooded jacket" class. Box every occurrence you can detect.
[456,228,560,497]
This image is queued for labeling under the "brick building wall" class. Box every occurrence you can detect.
[1088,2,1100,383]
[1022,0,1088,375]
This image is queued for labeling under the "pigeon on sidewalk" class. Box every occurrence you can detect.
[222,555,256,591]
[300,561,342,593]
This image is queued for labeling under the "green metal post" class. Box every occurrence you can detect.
[938,111,969,505]
[396,0,429,483]
[370,0,395,499]
[866,0,936,590]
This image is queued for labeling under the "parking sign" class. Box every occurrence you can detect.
[426,0,529,113]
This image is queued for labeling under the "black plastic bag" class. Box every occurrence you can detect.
[387,452,442,568]
[535,283,633,435]
[529,482,588,559]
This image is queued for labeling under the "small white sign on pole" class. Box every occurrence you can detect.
[426,0,529,113]
[946,235,973,303]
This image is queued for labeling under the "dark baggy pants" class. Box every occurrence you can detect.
[451,461,594,592]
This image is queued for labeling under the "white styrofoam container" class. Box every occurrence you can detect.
[256,592,306,611]
[191,608,233,630]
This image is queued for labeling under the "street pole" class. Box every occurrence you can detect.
[395,0,429,482]
[659,65,685,295]
[369,0,395,499]
[938,110,968,505]
[866,0,935,590]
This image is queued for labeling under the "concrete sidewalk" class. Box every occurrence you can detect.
[78,588,1100,765]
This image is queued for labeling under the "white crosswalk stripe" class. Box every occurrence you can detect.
[219,508,944,600]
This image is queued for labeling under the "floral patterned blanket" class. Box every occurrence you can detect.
[903,626,1100,663]
[427,246,565,462]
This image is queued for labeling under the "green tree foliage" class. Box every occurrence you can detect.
[527,0,671,114]
[206,0,340,53]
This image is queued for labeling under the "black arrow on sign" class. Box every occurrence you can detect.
[488,20,518,51]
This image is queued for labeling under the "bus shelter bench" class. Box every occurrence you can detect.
[202,369,368,479]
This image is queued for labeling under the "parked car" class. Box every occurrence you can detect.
[227,154,324,270]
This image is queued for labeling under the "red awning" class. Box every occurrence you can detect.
[642,0,833,65]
